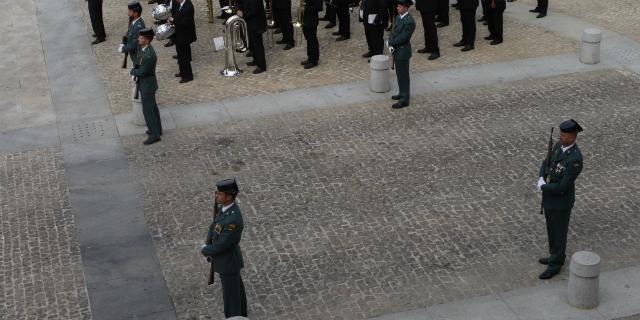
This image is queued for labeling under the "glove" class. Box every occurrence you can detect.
[385,40,389,48]
[537,177,546,190]
[389,46,394,54]
[201,244,206,249]
[131,75,137,82]
[206,257,212,263]
[117,44,124,53]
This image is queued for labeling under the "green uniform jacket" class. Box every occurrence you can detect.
[129,45,158,94]
[539,143,583,210]
[201,202,245,274]
[388,13,416,61]
[122,18,145,64]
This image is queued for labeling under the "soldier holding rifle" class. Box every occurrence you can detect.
[537,119,584,279]
[201,179,248,319]
[118,0,145,67]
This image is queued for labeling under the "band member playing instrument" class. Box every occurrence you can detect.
[118,0,145,65]
[130,28,163,145]
[238,0,268,74]
[360,0,388,59]
[168,0,197,83]
[273,0,295,49]
[301,0,322,69]
[333,0,350,40]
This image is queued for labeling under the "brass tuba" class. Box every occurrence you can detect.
[221,15,249,77]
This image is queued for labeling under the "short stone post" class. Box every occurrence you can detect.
[369,55,391,93]
[580,28,602,65]
[131,85,146,126]
[567,251,601,309]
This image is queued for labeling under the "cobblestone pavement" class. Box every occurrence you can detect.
[519,0,640,42]
[0,148,91,320]
[81,0,577,115]
[122,68,640,320]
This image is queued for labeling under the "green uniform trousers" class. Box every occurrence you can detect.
[394,59,410,104]
[220,273,248,318]
[544,208,572,271]
[141,92,162,138]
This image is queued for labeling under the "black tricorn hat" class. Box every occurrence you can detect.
[138,28,155,38]
[216,179,239,195]
[559,119,583,133]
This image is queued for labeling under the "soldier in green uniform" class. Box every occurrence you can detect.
[387,0,415,109]
[118,0,146,65]
[130,28,163,145]
[537,119,584,279]
[201,179,248,319]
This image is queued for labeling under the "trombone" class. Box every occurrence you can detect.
[292,0,304,43]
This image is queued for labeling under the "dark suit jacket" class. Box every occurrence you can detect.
[414,0,437,12]
[173,0,197,45]
[458,0,479,9]
[362,0,388,26]
[130,45,158,94]
[239,0,267,33]
[201,202,245,274]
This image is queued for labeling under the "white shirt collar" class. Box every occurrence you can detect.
[399,12,409,19]
[132,17,141,25]
[561,143,575,153]
[221,202,234,213]
[179,0,185,10]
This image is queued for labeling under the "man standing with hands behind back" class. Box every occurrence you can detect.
[387,0,415,109]
[168,0,196,83]
[237,0,268,74]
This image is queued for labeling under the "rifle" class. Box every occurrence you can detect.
[540,127,554,214]
[122,17,133,69]
[206,197,220,285]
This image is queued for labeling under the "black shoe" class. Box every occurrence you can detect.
[92,33,97,38]
[453,41,465,47]
[179,78,193,83]
[145,130,162,136]
[507,0,515,2]
[392,102,409,109]
[451,3,458,7]
[246,51,253,57]
[325,23,336,29]
[246,61,257,66]
[336,36,349,41]
[91,38,105,45]
[391,95,401,100]
[417,48,430,54]
[436,22,448,28]
[319,16,329,21]
[301,60,309,65]
[536,13,547,18]
[461,45,474,52]
[174,73,181,77]
[276,39,287,44]
[478,16,486,22]
[164,40,175,47]
[253,67,266,74]
[274,29,282,34]
[304,61,318,69]
[172,55,178,59]
[428,52,440,60]
[362,51,374,58]
[143,136,161,145]
[483,21,488,25]
[490,39,503,45]
[529,8,540,12]
[538,257,550,265]
[332,31,341,35]
[385,26,392,31]
[484,36,494,40]
[538,268,560,280]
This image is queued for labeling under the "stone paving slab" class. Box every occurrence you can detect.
[82,0,577,115]
[122,69,640,320]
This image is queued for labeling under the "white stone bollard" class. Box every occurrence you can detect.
[567,251,601,309]
[369,55,391,93]
[131,85,146,126]
[580,28,602,65]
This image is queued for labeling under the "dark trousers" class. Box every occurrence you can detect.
[419,9,439,53]
[303,23,320,62]
[324,3,337,23]
[274,9,294,44]
[88,0,106,39]
[487,5,505,40]
[394,58,410,104]
[536,0,548,14]
[140,91,162,138]
[364,23,384,55]
[480,0,489,18]
[220,273,248,318]
[249,32,267,69]
[544,208,571,270]
[336,2,350,37]
[460,8,476,46]
[436,0,449,24]
[176,43,193,80]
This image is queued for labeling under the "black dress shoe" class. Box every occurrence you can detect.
[461,45,474,52]
[538,268,560,280]
[428,52,440,60]
[385,26,392,31]
[391,95,401,100]
[483,21,488,25]
[91,38,105,45]
[172,55,178,59]
[392,102,409,109]
[478,16,486,22]
[92,33,97,38]
[143,136,161,145]
[529,8,540,12]
[247,61,257,66]
[304,61,318,69]
[253,67,266,74]
[490,39,503,45]
[246,51,253,57]
[332,31,341,35]
[301,60,309,65]
[179,78,193,83]
[536,13,547,18]
[325,23,336,29]
[274,29,282,34]
[417,48,430,54]
[538,257,550,265]
[319,16,329,21]
[484,36,494,40]
[436,22,448,28]
[362,51,374,58]
[336,36,349,41]
[164,40,175,47]
[174,73,182,77]
[453,41,465,47]
[283,43,294,50]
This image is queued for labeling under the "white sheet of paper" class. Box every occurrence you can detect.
[368,14,377,24]
[359,9,363,19]
[213,36,225,51]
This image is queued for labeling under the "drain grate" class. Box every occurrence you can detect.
[70,119,107,142]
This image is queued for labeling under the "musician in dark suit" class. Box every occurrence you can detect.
[529,0,547,18]
[387,0,415,109]
[238,0,268,74]
[453,0,478,52]
[484,0,505,45]
[273,0,295,49]
[333,0,350,40]
[301,0,323,69]
[361,0,388,58]
[415,0,440,60]
[88,0,106,44]
[435,0,448,27]
[320,0,337,28]
[168,0,197,83]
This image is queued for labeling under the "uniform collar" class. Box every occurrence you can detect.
[221,201,235,213]
[399,12,409,19]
